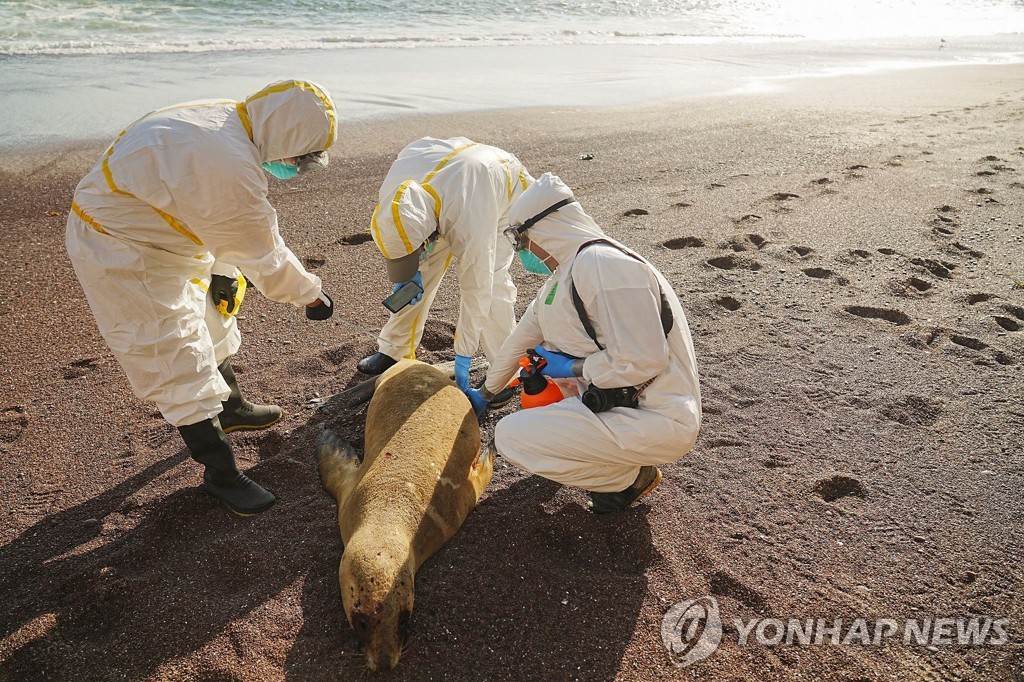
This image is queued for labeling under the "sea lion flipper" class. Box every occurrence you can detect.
[316,428,362,503]
[474,438,496,470]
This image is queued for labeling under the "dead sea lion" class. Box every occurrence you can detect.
[316,359,493,671]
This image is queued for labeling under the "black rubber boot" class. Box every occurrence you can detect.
[590,466,662,515]
[487,385,519,409]
[178,418,277,516]
[356,352,398,376]
[217,359,282,433]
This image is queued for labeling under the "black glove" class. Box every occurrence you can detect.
[306,292,334,320]
[210,274,238,314]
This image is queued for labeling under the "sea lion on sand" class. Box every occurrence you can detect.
[316,359,493,671]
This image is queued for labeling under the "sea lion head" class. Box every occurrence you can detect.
[340,533,415,671]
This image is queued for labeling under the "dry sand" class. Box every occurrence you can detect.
[1,63,1022,681]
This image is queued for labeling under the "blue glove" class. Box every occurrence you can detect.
[392,271,424,305]
[454,354,472,392]
[465,388,488,418]
[533,345,576,379]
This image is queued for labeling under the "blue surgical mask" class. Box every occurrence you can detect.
[517,248,553,276]
[262,161,299,180]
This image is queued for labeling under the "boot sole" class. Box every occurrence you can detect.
[221,412,282,434]
[635,467,663,504]
[224,498,277,517]
[202,484,278,516]
[590,467,663,515]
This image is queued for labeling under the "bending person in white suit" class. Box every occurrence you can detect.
[66,79,338,516]
[358,137,533,406]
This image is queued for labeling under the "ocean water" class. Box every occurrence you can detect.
[2,0,1023,55]
[1,1,1023,148]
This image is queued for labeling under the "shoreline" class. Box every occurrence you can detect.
[2,34,1022,152]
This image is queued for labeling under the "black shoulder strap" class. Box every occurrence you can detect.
[569,239,673,351]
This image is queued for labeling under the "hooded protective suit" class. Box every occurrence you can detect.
[66,79,337,426]
[484,174,701,493]
[369,137,533,361]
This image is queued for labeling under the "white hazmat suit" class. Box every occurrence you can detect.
[369,137,533,362]
[66,80,337,427]
[484,174,702,493]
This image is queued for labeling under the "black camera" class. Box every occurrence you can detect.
[581,383,640,413]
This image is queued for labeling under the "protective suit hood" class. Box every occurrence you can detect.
[244,80,337,163]
[508,173,605,266]
[372,179,439,265]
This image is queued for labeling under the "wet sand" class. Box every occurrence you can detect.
[1,62,1022,680]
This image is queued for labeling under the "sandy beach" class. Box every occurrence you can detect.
[1,61,1022,680]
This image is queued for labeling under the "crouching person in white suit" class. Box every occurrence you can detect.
[466,173,701,514]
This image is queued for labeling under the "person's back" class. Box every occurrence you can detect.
[72,100,252,256]
[373,136,529,241]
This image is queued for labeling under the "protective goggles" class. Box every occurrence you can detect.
[503,198,575,250]
[295,150,329,174]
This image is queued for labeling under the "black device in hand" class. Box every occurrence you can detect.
[382,280,424,313]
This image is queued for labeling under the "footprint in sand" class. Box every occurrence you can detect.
[64,357,101,380]
[844,305,911,326]
[950,334,988,351]
[768,192,800,201]
[802,267,848,285]
[722,234,768,252]
[970,187,995,195]
[1,406,28,444]
[663,236,705,249]
[622,208,648,217]
[733,214,762,225]
[993,316,1021,332]
[977,170,997,177]
[910,257,955,279]
[303,257,326,269]
[879,395,945,426]
[892,277,934,297]
[886,155,905,167]
[707,255,761,271]
[947,242,985,259]
[966,293,996,305]
[706,182,726,190]
[878,248,899,256]
[672,202,693,209]
[715,296,741,311]
[981,155,1002,162]
[810,177,833,185]
[931,213,956,236]
[337,233,374,246]
[814,475,866,502]
[945,333,1016,366]
[789,245,814,258]
[845,164,869,178]
[1002,304,1024,322]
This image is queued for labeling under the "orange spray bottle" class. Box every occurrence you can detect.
[518,351,565,409]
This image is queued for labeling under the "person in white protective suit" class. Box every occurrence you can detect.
[356,137,533,404]
[66,79,338,516]
[465,173,702,514]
